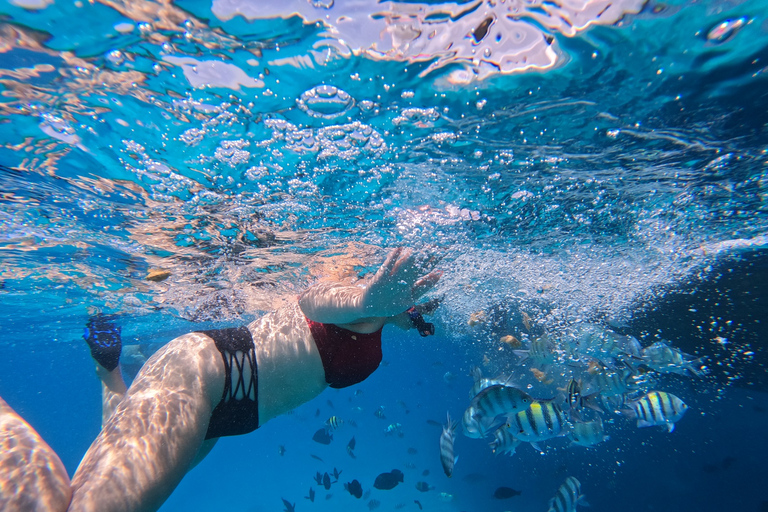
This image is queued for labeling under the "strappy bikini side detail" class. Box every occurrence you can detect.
[197,326,259,440]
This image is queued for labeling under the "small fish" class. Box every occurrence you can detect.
[489,428,522,456]
[367,498,381,510]
[624,391,688,432]
[305,487,315,502]
[438,492,454,502]
[344,479,363,499]
[374,406,386,419]
[547,476,588,512]
[407,447,418,455]
[373,469,404,490]
[642,341,705,377]
[422,469,430,476]
[507,400,570,447]
[521,311,533,330]
[384,423,403,436]
[313,472,323,485]
[278,445,286,456]
[347,419,358,428]
[347,436,356,458]
[493,486,522,499]
[443,371,456,384]
[281,498,295,512]
[323,472,331,490]
[415,481,432,492]
[332,467,342,482]
[513,336,556,367]
[530,367,553,384]
[591,363,639,396]
[468,310,487,327]
[325,493,332,500]
[439,412,458,477]
[325,416,343,431]
[500,334,522,348]
[569,417,609,448]
[312,428,333,445]
[327,399,335,408]
[310,454,324,462]
[414,500,423,510]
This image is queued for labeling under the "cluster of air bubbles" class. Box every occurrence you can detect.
[393,108,441,129]
[214,139,251,167]
[263,118,385,160]
[705,17,748,44]
[297,85,355,119]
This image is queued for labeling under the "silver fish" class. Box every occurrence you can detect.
[548,476,588,512]
[642,341,705,377]
[439,412,458,477]
[513,336,557,367]
[569,417,609,448]
[625,391,688,432]
[469,366,511,399]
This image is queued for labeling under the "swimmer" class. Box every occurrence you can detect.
[0,247,441,512]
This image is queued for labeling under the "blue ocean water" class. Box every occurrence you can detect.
[1,0,767,510]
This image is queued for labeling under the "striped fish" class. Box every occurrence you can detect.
[439,412,458,477]
[325,416,343,431]
[507,400,569,449]
[470,385,533,421]
[625,391,688,432]
[489,428,522,456]
[547,476,588,512]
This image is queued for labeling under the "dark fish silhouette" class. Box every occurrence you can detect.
[278,445,286,456]
[305,487,315,502]
[414,500,423,510]
[310,454,324,462]
[422,469,430,476]
[347,436,357,458]
[312,428,333,445]
[367,499,381,510]
[493,486,522,499]
[323,472,331,490]
[332,467,342,482]
[415,481,432,492]
[373,469,404,490]
[344,479,363,499]
[281,498,295,512]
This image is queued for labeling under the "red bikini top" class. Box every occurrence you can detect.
[306,319,383,389]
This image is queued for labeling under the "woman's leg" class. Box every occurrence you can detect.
[0,396,72,512]
[69,332,225,512]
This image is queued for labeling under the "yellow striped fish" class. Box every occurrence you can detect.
[625,391,688,432]
[325,416,343,431]
[507,400,569,450]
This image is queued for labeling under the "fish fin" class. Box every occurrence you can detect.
[530,442,544,452]
[666,422,675,433]
[512,349,530,362]
[578,495,591,507]
[636,419,652,428]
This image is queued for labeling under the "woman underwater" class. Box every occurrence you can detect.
[0,247,441,512]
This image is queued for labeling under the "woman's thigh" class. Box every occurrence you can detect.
[69,332,225,512]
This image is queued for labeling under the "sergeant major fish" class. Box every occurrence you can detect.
[507,400,570,451]
[513,335,557,367]
[624,390,688,432]
[469,366,511,399]
[548,476,588,512]
[464,385,533,438]
[439,412,458,477]
[489,427,522,456]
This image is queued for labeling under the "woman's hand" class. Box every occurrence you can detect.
[362,248,441,317]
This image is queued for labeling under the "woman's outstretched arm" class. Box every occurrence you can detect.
[298,248,441,325]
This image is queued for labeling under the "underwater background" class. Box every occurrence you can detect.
[1,0,767,510]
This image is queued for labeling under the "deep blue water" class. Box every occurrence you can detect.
[1,0,768,510]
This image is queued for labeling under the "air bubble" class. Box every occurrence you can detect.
[308,0,333,8]
[297,85,355,119]
[706,17,748,44]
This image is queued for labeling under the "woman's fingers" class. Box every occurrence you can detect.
[412,270,442,299]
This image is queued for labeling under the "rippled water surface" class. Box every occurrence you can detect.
[1,0,767,511]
